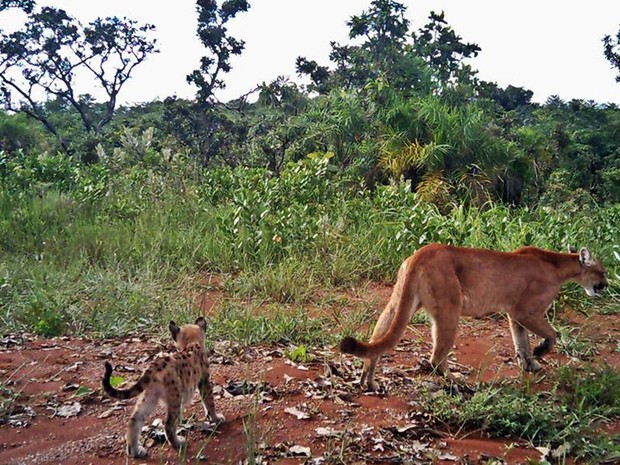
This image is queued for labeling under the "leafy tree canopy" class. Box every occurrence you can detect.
[298,0,432,95]
[604,27,620,83]
[297,1,479,97]
[187,0,250,103]
[0,1,157,157]
[0,0,34,13]
[412,11,480,85]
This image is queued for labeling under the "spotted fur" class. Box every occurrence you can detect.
[102,317,224,458]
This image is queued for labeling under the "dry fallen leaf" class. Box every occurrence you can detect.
[410,440,430,452]
[437,451,459,461]
[551,442,571,459]
[289,445,311,457]
[536,446,550,460]
[284,406,311,420]
[396,424,417,434]
[315,427,342,437]
[97,405,124,419]
[56,401,81,418]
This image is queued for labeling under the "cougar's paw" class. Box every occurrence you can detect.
[417,359,437,374]
[128,445,148,458]
[533,338,552,357]
[365,380,380,392]
[525,358,543,372]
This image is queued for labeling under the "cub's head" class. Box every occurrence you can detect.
[576,247,608,297]
[169,317,207,350]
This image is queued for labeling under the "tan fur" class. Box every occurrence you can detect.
[102,317,224,458]
[340,244,608,391]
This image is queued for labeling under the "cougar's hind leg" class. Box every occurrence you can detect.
[359,303,395,391]
[425,271,462,376]
[360,357,379,391]
[428,311,459,374]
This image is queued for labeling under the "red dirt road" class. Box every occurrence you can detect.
[1,289,619,465]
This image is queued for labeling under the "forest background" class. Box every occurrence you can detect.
[0,0,619,337]
[1,2,620,462]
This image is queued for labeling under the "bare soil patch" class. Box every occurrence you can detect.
[1,287,619,465]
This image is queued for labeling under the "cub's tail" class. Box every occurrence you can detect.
[102,362,147,400]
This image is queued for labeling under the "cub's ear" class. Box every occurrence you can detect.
[579,247,594,266]
[195,316,207,332]
[169,321,180,340]
[567,245,577,253]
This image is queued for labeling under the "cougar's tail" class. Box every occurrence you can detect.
[102,362,148,400]
[339,259,420,359]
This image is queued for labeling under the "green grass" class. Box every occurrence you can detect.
[418,366,620,463]
[207,303,332,347]
[555,323,600,360]
[0,158,618,338]
[0,154,619,464]
[229,259,317,304]
[0,153,618,343]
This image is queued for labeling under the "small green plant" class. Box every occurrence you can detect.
[555,324,599,359]
[286,345,311,363]
[242,400,262,465]
[74,386,93,398]
[108,375,125,389]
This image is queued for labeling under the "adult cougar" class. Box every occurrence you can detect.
[340,244,607,391]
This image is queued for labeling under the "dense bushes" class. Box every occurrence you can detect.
[0,145,618,336]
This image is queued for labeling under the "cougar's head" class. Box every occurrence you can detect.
[169,317,207,350]
[577,248,608,297]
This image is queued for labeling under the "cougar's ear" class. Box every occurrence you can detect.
[169,321,180,340]
[567,244,577,253]
[195,316,207,332]
[579,247,594,266]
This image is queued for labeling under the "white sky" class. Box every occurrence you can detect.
[3,1,620,105]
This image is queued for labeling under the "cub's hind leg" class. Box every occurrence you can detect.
[164,405,184,450]
[164,387,185,450]
[199,374,225,424]
[126,390,159,458]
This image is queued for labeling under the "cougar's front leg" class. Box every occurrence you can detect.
[508,316,541,372]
